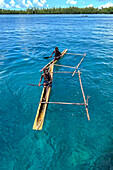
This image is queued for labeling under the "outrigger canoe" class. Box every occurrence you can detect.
[33,49,67,130]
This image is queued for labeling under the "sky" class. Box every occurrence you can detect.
[0,0,113,10]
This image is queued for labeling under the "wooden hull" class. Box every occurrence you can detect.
[33,49,67,130]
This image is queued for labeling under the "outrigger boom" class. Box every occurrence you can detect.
[33,50,90,131]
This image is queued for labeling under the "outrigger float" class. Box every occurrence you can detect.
[33,49,90,130]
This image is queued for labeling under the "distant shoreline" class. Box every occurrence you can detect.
[0,13,113,15]
[0,6,113,14]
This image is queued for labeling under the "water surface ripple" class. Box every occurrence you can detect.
[0,14,113,170]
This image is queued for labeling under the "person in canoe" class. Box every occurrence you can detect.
[50,47,62,61]
[38,67,52,101]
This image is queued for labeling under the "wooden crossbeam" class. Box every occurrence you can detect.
[54,64,75,69]
[66,53,85,56]
[53,71,79,74]
[40,101,87,106]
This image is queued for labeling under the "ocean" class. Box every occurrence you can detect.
[0,14,113,169]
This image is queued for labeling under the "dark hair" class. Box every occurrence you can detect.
[43,68,48,72]
[55,47,58,50]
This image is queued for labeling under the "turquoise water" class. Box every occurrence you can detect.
[0,14,113,169]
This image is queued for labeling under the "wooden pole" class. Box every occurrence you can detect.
[78,71,90,121]
[40,101,87,106]
[54,64,75,69]
[53,71,79,74]
[72,53,86,76]
[66,53,85,56]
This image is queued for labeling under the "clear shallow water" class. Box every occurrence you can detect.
[0,14,113,170]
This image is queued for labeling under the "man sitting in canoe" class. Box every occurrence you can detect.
[50,47,62,61]
[38,68,52,101]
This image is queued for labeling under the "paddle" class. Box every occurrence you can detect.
[43,57,50,59]
[27,83,43,86]
[43,55,52,59]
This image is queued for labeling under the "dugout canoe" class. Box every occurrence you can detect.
[33,49,67,130]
